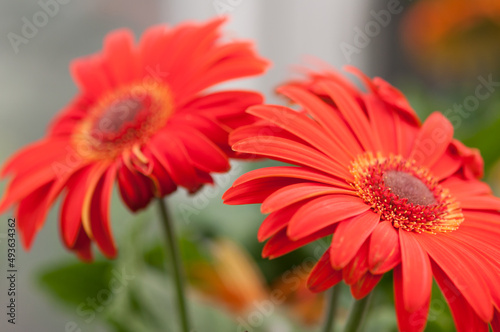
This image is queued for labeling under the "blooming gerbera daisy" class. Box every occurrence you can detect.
[0,18,268,261]
[223,66,500,331]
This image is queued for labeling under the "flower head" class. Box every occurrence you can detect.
[0,18,269,260]
[224,66,500,331]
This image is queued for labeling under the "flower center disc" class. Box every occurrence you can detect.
[74,82,172,160]
[350,153,463,234]
[383,171,436,206]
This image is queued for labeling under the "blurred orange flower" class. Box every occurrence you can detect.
[186,238,325,326]
[402,0,500,80]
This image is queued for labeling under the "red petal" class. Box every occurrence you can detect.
[432,262,489,332]
[342,240,370,285]
[399,231,432,312]
[276,85,363,157]
[418,233,493,321]
[232,166,351,189]
[393,265,430,332]
[368,221,401,274]
[492,309,500,332]
[429,148,461,180]
[319,80,376,151]
[70,56,112,100]
[60,166,94,248]
[89,164,117,258]
[263,225,336,259]
[441,176,491,197]
[307,249,342,293]
[232,136,352,180]
[247,104,354,165]
[102,29,138,86]
[258,202,303,242]
[150,133,200,192]
[0,163,59,213]
[350,272,382,300]
[15,182,53,249]
[364,94,399,154]
[172,128,230,173]
[458,196,500,210]
[287,194,370,240]
[224,177,302,205]
[117,160,153,212]
[72,227,93,262]
[410,112,454,168]
[330,210,380,269]
[261,182,354,214]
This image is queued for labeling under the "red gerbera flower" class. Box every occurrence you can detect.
[223,66,500,331]
[0,18,269,261]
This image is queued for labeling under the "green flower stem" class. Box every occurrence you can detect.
[322,284,342,332]
[343,292,374,332]
[157,198,190,332]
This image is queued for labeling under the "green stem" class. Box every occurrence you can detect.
[322,284,342,332]
[157,198,190,332]
[342,292,374,332]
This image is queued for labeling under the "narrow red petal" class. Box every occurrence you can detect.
[233,136,352,180]
[342,240,370,285]
[492,309,500,332]
[232,166,351,189]
[117,160,153,212]
[224,178,302,205]
[276,85,363,158]
[307,249,343,293]
[319,80,376,151]
[261,182,354,214]
[247,105,354,165]
[418,233,494,322]
[72,227,93,262]
[368,221,401,274]
[287,194,370,240]
[394,265,430,332]
[102,29,138,86]
[89,164,117,258]
[399,231,432,312]
[459,196,500,210]
[410,112,454,168]
[172,128,230,173]
[350,272,382,300]
[263,225,336,259]
[432,262,489,332]
[258,202,303,242]
[15,182,53,249]
[330,210,380,269]
[60,166,94,248]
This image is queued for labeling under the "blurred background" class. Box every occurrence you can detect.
[1,0,499,331]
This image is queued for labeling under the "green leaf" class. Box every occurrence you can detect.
[37,260,113,307]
